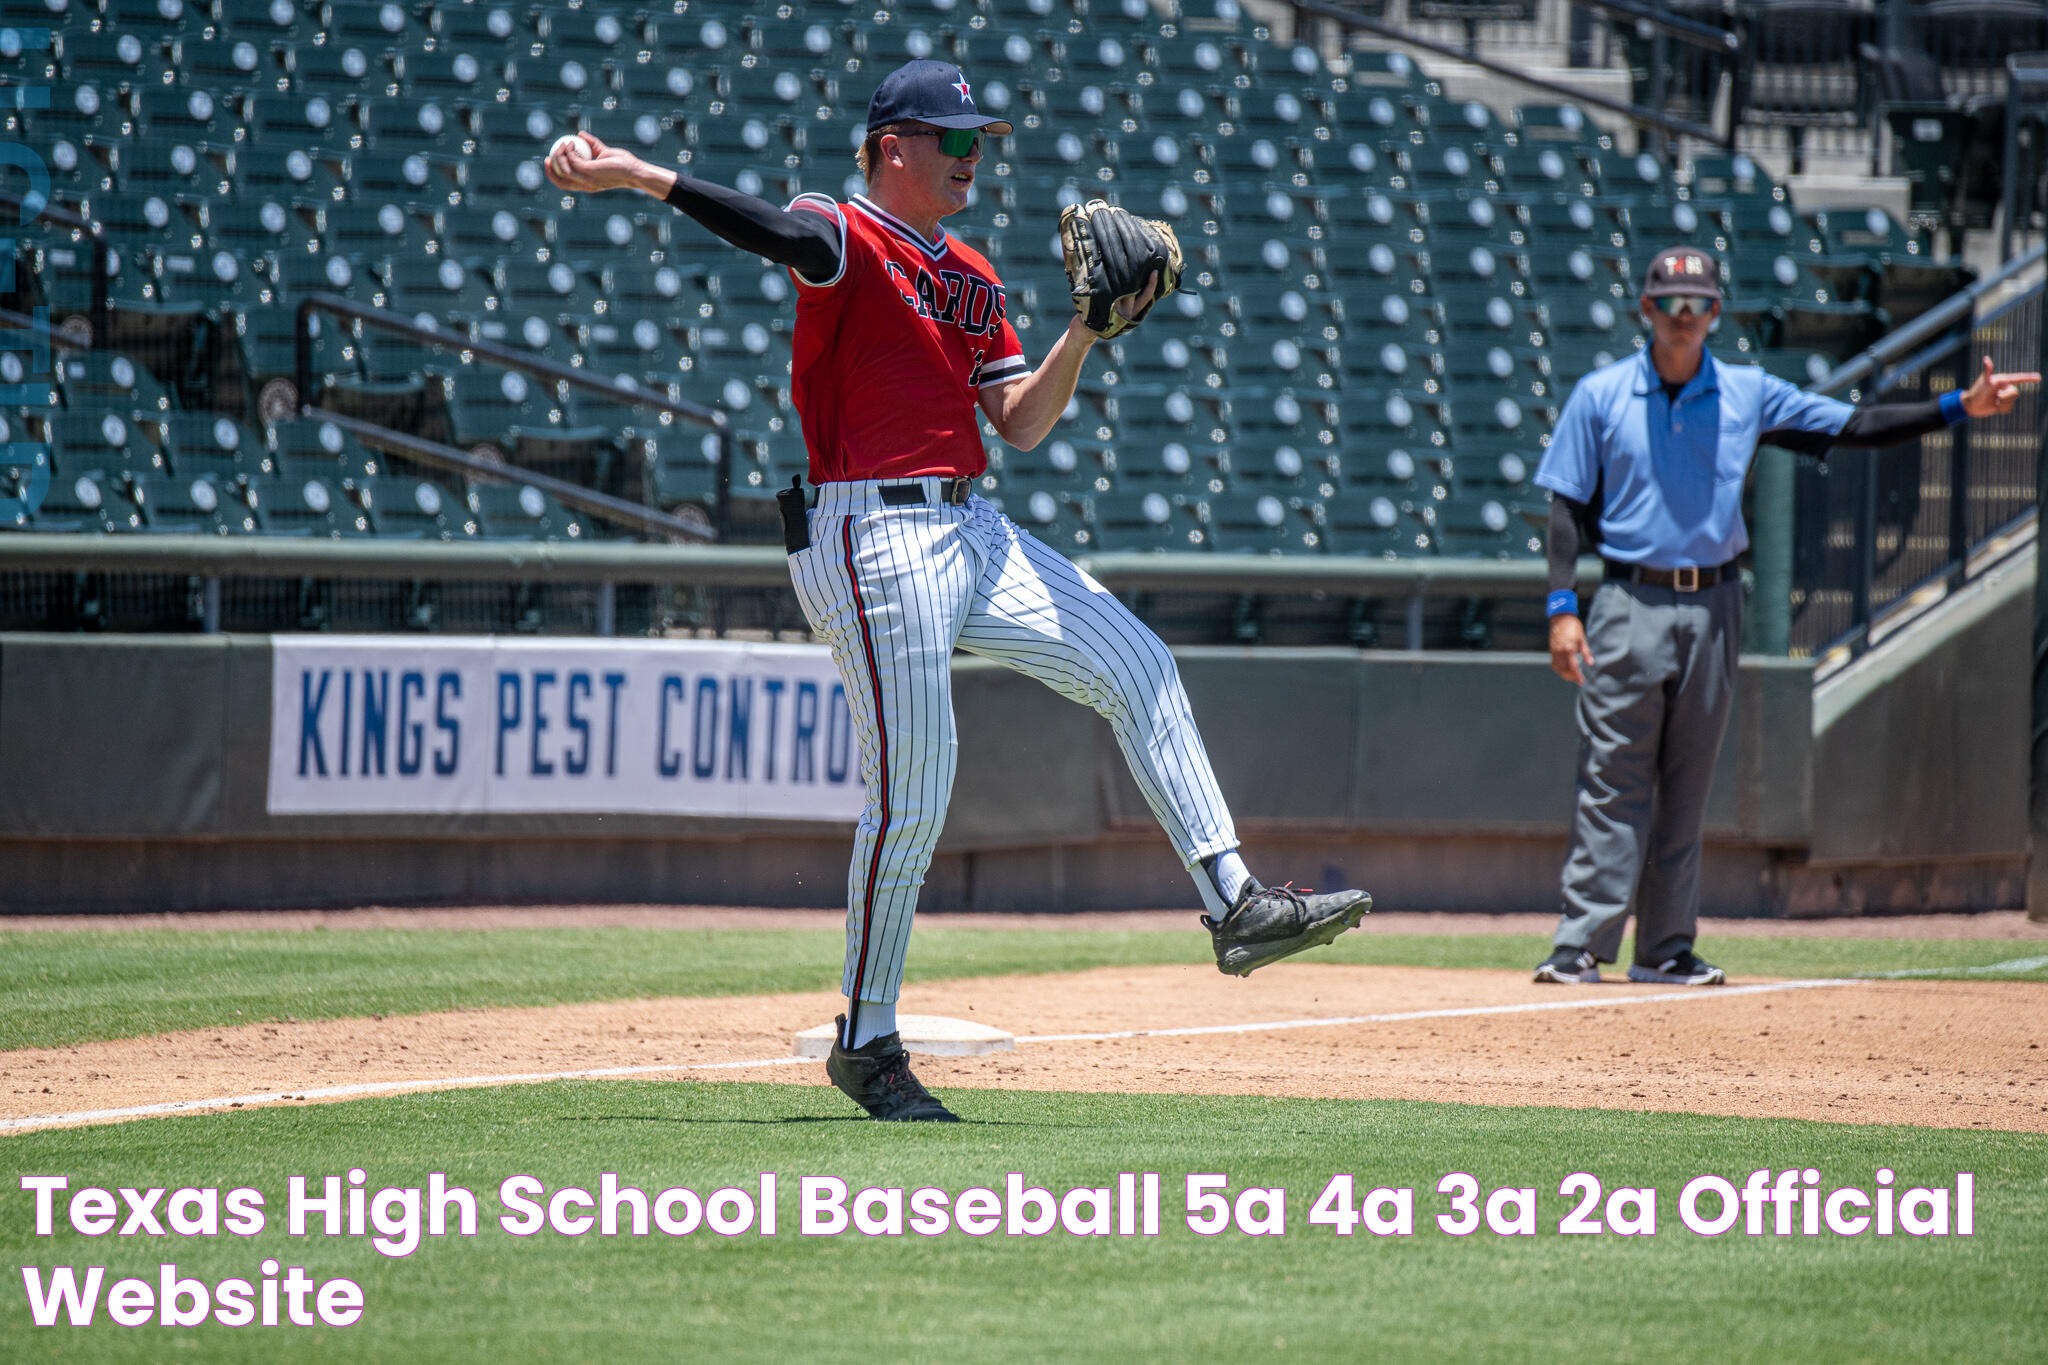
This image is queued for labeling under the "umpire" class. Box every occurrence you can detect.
[1531,245,2037,986]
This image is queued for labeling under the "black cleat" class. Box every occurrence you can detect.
[825,1016,960,1122]
[1626,951,1726,986]
[1533,947,1602,984]
[1203,882,1371,977]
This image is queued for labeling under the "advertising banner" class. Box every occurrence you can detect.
[267,636,862,819]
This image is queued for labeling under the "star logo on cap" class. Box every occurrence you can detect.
[952,74,972,104]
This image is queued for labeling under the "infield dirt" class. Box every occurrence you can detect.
[6,960,2046,1134]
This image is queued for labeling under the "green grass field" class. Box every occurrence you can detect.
[4,927,2045,1361]
[4,1083,2043,1363]
[3,926,2044,1052]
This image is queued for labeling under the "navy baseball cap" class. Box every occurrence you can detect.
[866,60,1013,136]
[1642,245,1724,300]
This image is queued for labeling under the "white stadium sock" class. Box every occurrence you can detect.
[845,999,896,1049]
[1196,850,1255,918]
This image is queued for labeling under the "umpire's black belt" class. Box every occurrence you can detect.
[879,478,974,507]
[1602,558,1739,591]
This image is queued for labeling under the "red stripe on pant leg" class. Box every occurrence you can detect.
[843,515,890,1029]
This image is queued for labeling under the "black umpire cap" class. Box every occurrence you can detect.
[1642,246,1725,300]
[866,59,1014,136]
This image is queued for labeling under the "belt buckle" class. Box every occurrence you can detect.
[944,476,971,506]
[1673,565,1700,592]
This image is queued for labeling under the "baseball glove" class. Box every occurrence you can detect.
[1058,198,1184,339]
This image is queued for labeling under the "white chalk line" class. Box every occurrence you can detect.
[0,974,1875,1136]
[6,954,2043,1135]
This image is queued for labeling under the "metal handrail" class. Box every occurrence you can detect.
[1285,0,1732,146]
[293,293,734,540]
[1813,245,2046,398]
[1576,0,1740,55]
[0,532,1607,596]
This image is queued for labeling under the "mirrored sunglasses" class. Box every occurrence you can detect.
[1652,295,1715,318]
[895,128,984,158]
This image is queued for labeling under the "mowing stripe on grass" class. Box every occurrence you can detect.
[1,973,1875,1135]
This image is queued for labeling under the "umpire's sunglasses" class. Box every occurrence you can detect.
[893,127,984,158]
[1651,295,1716,318]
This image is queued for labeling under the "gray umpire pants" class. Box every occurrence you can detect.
[1553,576,1741,965]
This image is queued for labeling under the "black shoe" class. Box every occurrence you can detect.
[1533,947,1601,984]
[1203,881,1371,977]
[1627,951,1726,986]
[825,1016,960,1122]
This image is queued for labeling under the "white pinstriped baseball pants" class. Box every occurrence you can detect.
[787,476,1240,1007]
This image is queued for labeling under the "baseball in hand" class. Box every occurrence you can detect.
[550,133,596,165]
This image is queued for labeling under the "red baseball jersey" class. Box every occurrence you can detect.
[785,192,1028,483]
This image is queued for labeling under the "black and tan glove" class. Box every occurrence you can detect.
[1057,198,1185,339]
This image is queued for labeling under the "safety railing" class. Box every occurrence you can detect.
[292,294,731,544]
[0,532,1611,648]
[1783,246,2045,663]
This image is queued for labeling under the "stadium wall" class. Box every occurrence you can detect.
[0,627,2021,917]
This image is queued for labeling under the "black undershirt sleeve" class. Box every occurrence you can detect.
[660,175,841,281]
[1547,493,1597,598]
[1761,398,1949,455]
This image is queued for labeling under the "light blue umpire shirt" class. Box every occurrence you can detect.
[1534,348,1855,569]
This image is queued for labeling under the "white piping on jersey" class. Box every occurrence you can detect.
[849,194,952,261]
[785,192,850,288]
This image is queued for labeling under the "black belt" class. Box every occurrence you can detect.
[1603,558,1738,591]
[879,478,973,507]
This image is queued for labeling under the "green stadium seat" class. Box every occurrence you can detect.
[614,59,701,108]
[173,33,277,94]
[8,135,110,203]
[130,473,260,534]
[440,369,554,454]
[1427,493,1533,558]
[356,474,475,539]
[318,202,429,257]
[157,238,270,311]
[49,410,165,478]
[427,2,526,50]
[393,48,504,100]
[246,474,373,536]
[324,2,421,52]
[270,417,382,478]
[247,93,347,149]
[286,43,388,96]
[233,145,347,200]
[361,99,468,156]
[435,206,545,264]
[270,250,373,308]
[1205,492,1322,555]
[218,0,310,40]
[469,481,587,540]
[1322,494,1421,557]
[1004,486,1095,554]
[134,87,236,145]
[33,239,155,324]
[159,410,277,478]
[1227,438,1337,494]
[507,53,605,104]
[1091,489,1207,553]
[116,140,233,201]
[492,260,602,321]
[351,152,463,209]
[22,81,119,148]
[32,470,140,533]
[57,30,174,86]
[57,349,175,417]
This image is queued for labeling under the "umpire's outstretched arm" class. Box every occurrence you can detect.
[542,133,841,282]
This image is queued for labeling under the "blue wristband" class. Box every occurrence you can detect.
[1546,590,1579,618]
[1939,390,1966,425]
